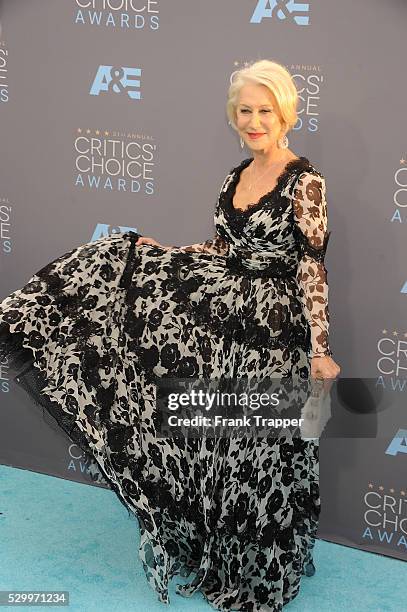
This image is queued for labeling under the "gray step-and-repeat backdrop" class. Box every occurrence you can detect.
[1,1,406,562]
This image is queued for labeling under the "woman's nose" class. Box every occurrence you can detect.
[249,114,261,127]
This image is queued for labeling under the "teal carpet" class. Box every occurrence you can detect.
[0,464,405,611]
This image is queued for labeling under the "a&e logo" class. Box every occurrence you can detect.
[385,429,407,456]
[91,223,138,241]
[250,0,310,26]
[90,66,141,99]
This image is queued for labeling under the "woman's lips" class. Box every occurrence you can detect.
[247,133,265,139]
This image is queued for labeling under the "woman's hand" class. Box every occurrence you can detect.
[135,236,167,249]
[310,354,341,393]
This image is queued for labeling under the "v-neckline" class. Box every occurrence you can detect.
[229,155,309,214]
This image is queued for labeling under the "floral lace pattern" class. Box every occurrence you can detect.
[0,154,332,611]
[170,156,332,358]
[169,232,229,256]
[290,171,332,357]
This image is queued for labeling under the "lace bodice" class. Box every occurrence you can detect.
[165,157,332,358]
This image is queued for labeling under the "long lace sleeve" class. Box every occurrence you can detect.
[166,232,228,255]
[161,170,237,255]
[291,170,332,358]
[155,170,235,255]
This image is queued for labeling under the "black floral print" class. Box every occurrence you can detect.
[0,155,332,611]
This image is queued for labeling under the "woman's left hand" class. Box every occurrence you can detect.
[310,355,341,394]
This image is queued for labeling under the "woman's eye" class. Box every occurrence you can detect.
[240,109,271,113]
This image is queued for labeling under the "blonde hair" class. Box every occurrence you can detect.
[226,59,298,134]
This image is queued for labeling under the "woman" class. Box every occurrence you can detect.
[0,59,340,611]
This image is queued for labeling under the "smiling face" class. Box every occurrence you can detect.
[235,82,286,153]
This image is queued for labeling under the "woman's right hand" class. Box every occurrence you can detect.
[135,236,167,249]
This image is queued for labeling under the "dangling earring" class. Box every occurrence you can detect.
[240,136,245,149]
[278,134,289,149]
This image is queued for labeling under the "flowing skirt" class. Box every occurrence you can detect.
[0,232,320,611]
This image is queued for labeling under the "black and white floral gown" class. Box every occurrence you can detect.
[0,155,333,612]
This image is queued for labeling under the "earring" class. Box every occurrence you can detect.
[278,134,289,149]
[240,136,245,149]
